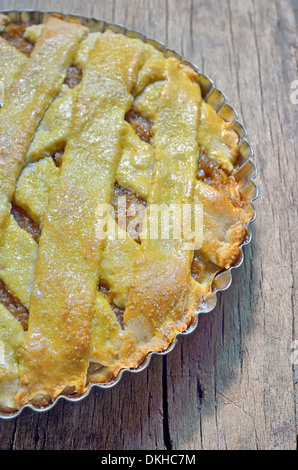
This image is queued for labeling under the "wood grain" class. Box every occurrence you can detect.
[0,0,297,450]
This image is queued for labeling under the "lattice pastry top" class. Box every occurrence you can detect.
[0,14,252,412]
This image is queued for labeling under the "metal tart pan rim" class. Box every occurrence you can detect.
[0,9,258,419]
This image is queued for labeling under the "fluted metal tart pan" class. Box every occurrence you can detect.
[0,9,257,419]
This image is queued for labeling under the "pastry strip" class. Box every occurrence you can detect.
[194,180,251,268]
[0,17,88,224]
[198,102,239,172]
[0,36,28,93]
[113,58,203,373]
[14,158,59,226]
[0,215,37,308]
[91,292,125,367]
[16,32,146,405]
[0,304,25,411]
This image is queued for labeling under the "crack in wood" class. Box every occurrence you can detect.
[162,356,172,450]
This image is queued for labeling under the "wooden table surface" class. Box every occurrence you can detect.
[0,0,297,451]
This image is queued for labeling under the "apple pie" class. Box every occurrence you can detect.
[0,13,254,414]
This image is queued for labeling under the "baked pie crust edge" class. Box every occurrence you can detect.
[0,11,257,417]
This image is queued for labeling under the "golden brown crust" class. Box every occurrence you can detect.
[194,180,251,269]
[0,17,88,225]
[15,31,146,406]
[0,18,252,411]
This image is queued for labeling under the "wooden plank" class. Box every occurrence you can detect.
[0,0,296,451]
[165,0,298,451]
